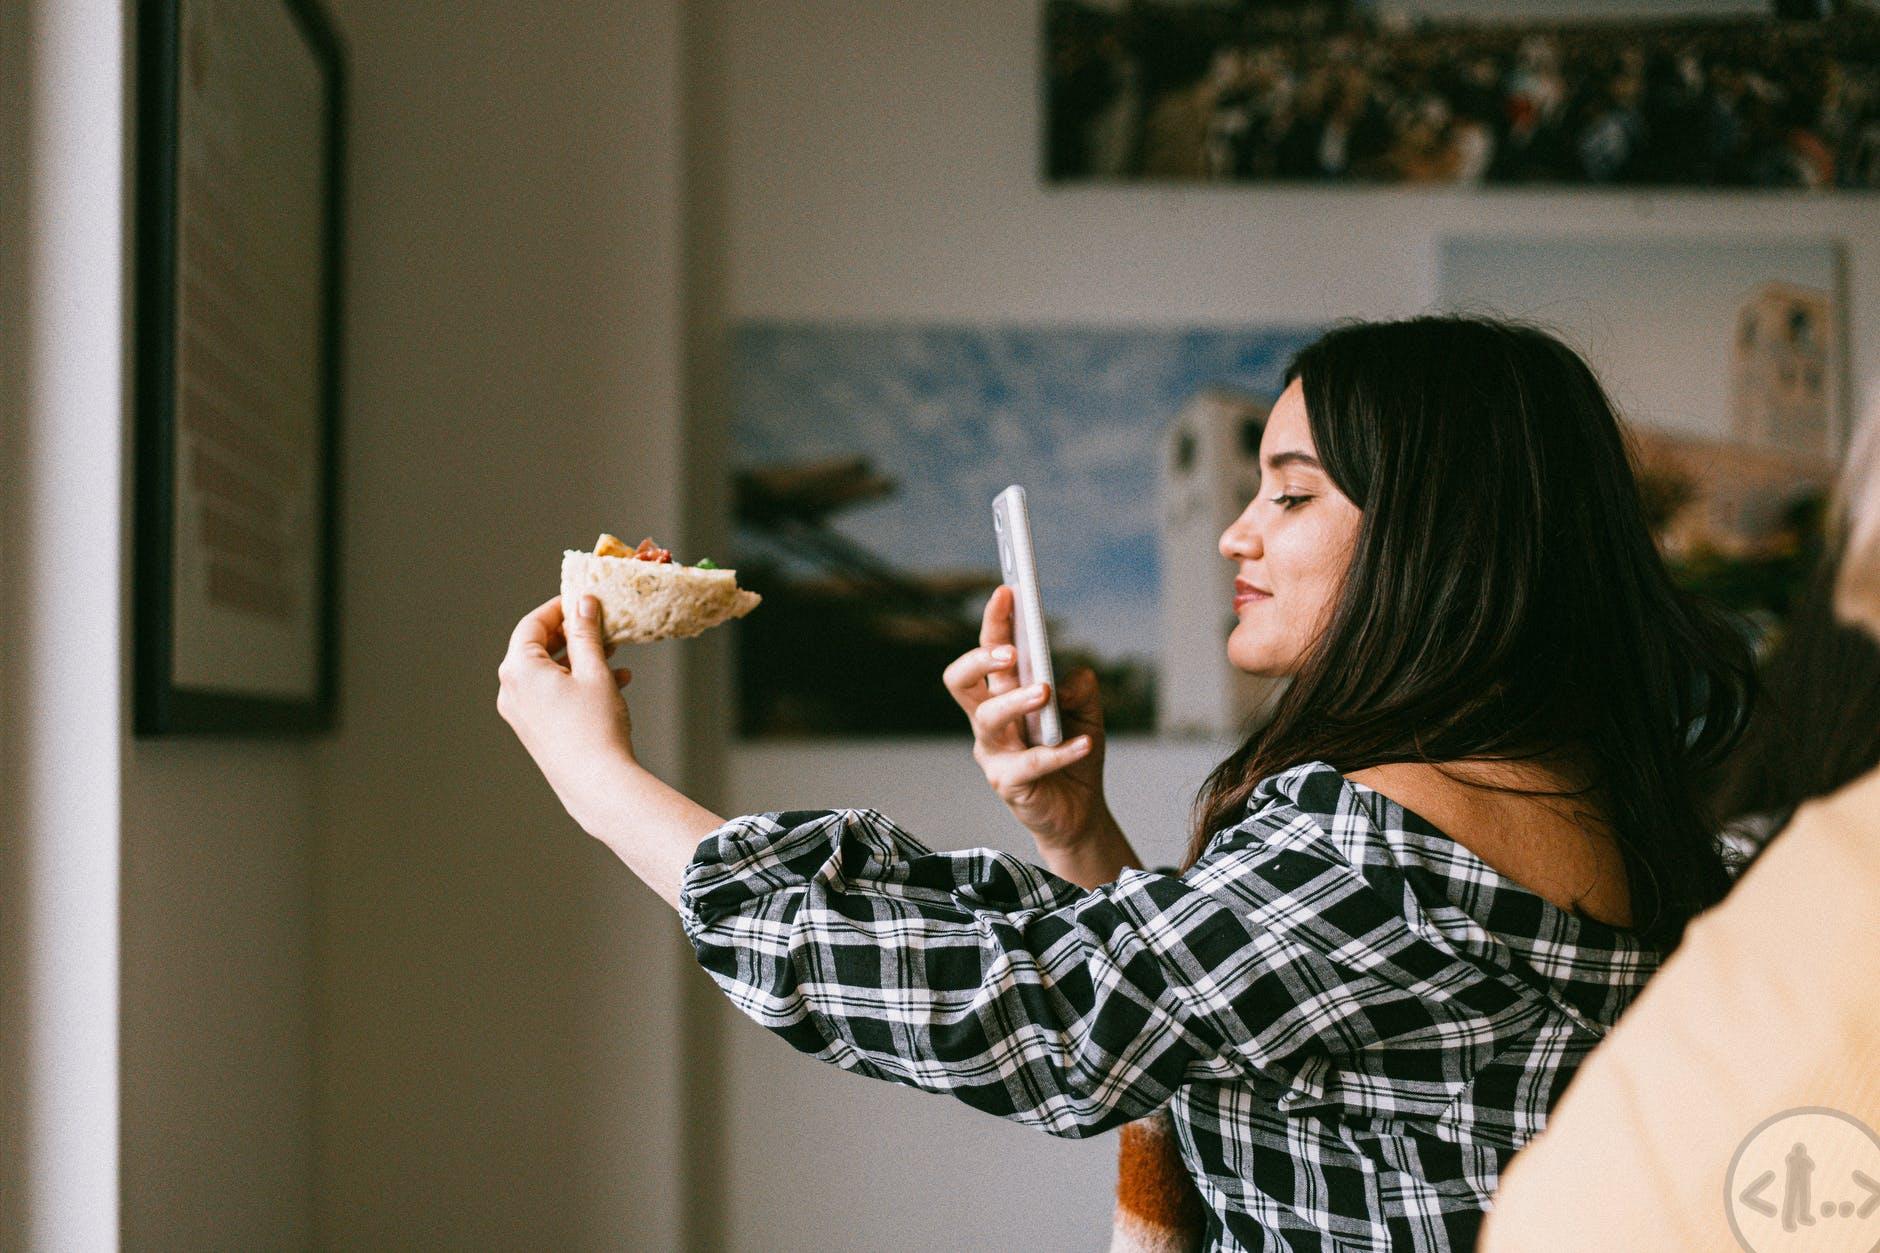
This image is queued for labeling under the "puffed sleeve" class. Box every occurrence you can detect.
[678,806,1538,1139]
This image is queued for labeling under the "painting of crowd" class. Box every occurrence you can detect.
[1046,0,1880,188]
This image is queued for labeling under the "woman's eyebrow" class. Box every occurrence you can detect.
[1264,451,1323,472]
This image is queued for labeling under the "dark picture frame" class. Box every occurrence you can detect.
[133,0,346,735]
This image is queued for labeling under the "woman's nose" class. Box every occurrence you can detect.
[1220,509,1262,561]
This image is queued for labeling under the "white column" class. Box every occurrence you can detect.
[0,0,128,1248]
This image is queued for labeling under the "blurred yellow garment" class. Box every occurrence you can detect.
[1479,762,1880,1251]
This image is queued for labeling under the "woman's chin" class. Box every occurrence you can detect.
[1226,642,1289,678]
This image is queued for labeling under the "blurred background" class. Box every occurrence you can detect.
[4,1,1878,1250]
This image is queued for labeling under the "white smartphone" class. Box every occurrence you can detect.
[992,485,1063,747]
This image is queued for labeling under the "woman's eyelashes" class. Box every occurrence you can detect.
[1269,492,1312,511]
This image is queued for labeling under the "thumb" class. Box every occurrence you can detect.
[565,594,611,680]
[1062,667,1104,731]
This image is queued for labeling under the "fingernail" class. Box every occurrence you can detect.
[1072,736,1091,749]
[579,595,598,620]
[993,646,1014,661]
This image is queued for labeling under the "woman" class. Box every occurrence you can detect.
[1478,405,1880,1252]
[497,316,1753,1250]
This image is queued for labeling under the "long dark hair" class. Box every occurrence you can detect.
[1711,537,1880,855]
[1186,316,1756,953]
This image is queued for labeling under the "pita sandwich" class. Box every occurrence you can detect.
[561,534,762,645]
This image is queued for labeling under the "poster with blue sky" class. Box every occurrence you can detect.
[729,322,1318,738]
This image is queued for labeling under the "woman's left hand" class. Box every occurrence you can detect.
[497,593,638,827]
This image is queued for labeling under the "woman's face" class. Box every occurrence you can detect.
[1219,378,1363,677]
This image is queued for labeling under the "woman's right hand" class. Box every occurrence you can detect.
[943,585,1112,852]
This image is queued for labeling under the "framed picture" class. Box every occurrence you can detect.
[1439,234,1847,641]
[728,321,1321,740]
[133,0,346,734]
[1045,0,1880,189]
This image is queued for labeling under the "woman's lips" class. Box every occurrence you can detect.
[1233,579,1271,610]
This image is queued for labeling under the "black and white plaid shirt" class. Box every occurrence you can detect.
[678,760,1662,1251]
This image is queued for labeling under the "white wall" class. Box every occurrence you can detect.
[700,2,1880,1250]
[0,1,126,1245]
[1,1,321,1246]
[119,747,317,1249]
[8,2,698,1247]
[310,1,693,1246]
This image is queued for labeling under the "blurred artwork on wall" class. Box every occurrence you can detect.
[1046,0,1880,189]
[1439,235,1847,642]
[729,322,1321,739]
